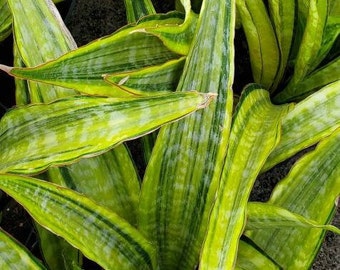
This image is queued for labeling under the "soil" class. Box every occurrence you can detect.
[0,0,338,269]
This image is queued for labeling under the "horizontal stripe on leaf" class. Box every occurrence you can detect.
[0,92,215,174]
[200,85,291,270]
[2,17,185,97]
[247,129,340,269]
[0,228,46,269]
[104,57,185,95]
[0,174,157,270]
[263,80,340,171]
[246,202,340,234]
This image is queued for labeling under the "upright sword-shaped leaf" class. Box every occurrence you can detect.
[200,86,291,269]
[139,0,235,269]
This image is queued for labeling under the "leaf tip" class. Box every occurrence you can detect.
[0,64,13,75]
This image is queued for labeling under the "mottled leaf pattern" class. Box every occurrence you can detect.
[0,175,157,270]
[247,129,340,269]
[200,86,291,270]
[139,0,235,269]
[0,92,213,174]
[263,80,340,171]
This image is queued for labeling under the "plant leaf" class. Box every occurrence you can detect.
[0,228,46,269]
[138,0,235,268]
[247,129,340,269]
[124,0,156,23]
[263,80,340,171]
[236,0,280,90]
[47,148,140,226]
[104,57,185,95]
[0,0,11,41]
[2,14,184,97]
[235,240,280,270]
[268,0,295,91]
[0,92,214,174]
[0,174,157,270]
[200,85,291,270]
[7,0,79,103]
[246,202,340,234]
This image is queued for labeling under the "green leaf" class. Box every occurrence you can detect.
[263,80,340,171]
[247,129,340,269]
[35,223,82,270]
[124,0,156,23]
[236,0,280,90]
[104,57,185,95]
[138,0,235,268]
[246,202,340,234]
[200,85,291,270]
[0,92,214,174]
[268,0,295,90]
[0,0,11,42]
[0,174,157,270]
[235,240,280,270]
[47,148,140,226]
[2,14,183,97]
[7,0,79,103]
[0,228,46,269]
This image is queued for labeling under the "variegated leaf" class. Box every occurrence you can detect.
[200,85,291,270]
[0,175,157,270]
[236,0,280,90]
[138,0,235,269]
[263,80,340,171]
[104,57,185,95]
[247,129,340,269]
[124,0,155,23]
[0,228,46,270]
[246,202,340,234]
[0,92,214,174]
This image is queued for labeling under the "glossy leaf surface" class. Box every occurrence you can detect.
[139,0,235,268]
[248,129,340,269]
[0,92,214,174]
[200,86,290,269]
[263,80,340,171]
[0,175,157,270]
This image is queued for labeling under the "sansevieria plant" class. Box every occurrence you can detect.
[0,0,339,269]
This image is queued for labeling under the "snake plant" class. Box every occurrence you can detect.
[0,0,339,269]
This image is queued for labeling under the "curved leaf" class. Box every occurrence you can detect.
[247,129,340,269]
[263,80,340,171]
[0,174,157,270]
[104,57,185,95]
[0,0,11,41]
[236,0,280,90]
[0,92,214,174]
[246,202,340,234]
[0,228,46,270]
[200,86,290,270]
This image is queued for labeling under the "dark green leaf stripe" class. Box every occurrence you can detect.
[236,0,280,90]
[0,0,12,41]
[124,0,156,23]
[236,240,280,270]
[263,80,340,171]
[5,17,182,97]
[0,228,47,269]
[48,148,140,226]
[139,0,235,269]
[200,86,290,269]
[0,174,156,270]
[0,92,214,174]
[246,202,340,234]
[7,0,79,103]
[247,129,340,269]
[104,57,185,95]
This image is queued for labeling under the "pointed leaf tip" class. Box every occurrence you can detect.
[0,64,13,74]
